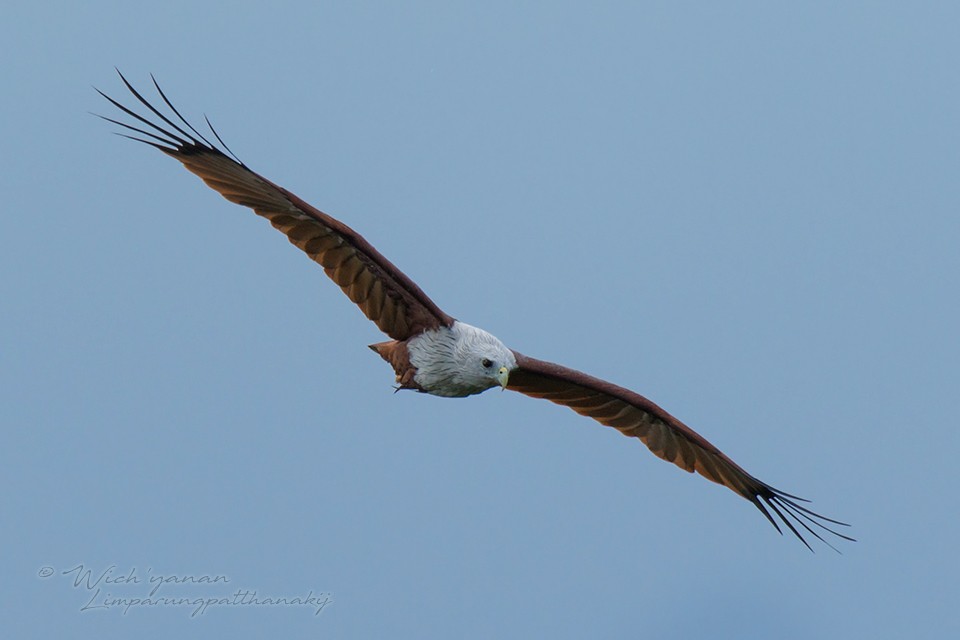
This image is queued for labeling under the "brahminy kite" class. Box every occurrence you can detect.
[96,71,852,551]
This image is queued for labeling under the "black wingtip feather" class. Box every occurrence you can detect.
[203,113,245,166]
[93,112,180,149]
[149,73,220,153]
[754,484,855,553]
[97,70,245,168]
[112,132,176,152]
[115,70,199,146]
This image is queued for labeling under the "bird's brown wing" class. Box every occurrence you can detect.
[97,72,454,341]
[507,351,853,550]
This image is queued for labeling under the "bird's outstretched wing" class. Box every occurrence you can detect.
[507,352,854,551]
[96,71,455,341]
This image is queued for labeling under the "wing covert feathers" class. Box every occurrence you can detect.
[97,71,454,341]
[507,352,854,551]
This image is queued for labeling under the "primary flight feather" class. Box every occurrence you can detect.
[97,71,853,551]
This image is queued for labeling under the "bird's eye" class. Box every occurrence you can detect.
[481,358,493,368]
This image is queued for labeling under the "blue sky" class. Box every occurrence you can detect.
[3,2,959,638]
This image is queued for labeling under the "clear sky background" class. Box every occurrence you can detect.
[3,2,958,638]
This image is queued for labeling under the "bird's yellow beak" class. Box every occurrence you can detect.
[497,366,510,390]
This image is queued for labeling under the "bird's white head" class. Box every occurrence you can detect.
[408,321,518,397]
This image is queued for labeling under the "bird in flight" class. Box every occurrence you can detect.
[97,71,853,551]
